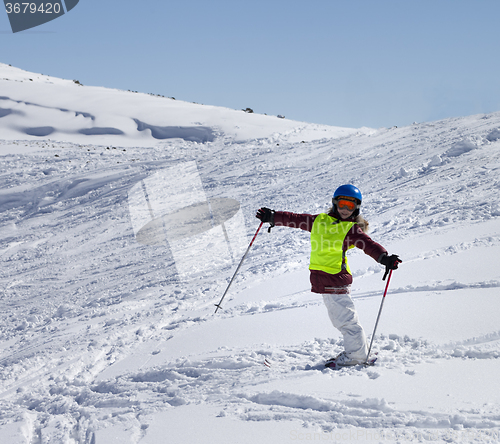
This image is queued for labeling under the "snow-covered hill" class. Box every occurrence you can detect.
[1,64,500,443]
[0,63,369,146]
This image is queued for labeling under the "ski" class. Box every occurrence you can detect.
[324,353,378,370]
[266,354,378,371]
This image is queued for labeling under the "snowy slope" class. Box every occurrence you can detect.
[0,63,369,146]
[1,64,500,444]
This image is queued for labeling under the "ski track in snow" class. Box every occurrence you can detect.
[2,69,500,442]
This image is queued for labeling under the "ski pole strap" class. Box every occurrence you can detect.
[267,210,275,233]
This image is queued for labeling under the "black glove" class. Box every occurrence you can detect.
[380,254,402,280]
[256,207,275,231]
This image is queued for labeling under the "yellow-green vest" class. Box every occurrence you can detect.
[309,213,355,275]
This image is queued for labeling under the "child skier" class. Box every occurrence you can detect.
[256,185,401,368]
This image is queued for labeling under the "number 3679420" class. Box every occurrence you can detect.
[5,3,62,14]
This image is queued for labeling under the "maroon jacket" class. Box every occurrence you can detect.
[273,211,387,294]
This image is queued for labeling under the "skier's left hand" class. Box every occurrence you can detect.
[380,254,402,280]
[381,254,402,269]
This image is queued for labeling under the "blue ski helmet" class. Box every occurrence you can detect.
[333,184,362,204]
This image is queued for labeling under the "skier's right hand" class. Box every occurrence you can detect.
[256,207,275,225]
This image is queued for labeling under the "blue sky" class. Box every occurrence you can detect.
[2,0,500,129]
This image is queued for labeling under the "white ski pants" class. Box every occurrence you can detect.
[322,288,368,361]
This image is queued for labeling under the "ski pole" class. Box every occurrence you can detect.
[365,269,393,363]
[214,221,264,314]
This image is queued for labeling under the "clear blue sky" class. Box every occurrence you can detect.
[2,0,500,129]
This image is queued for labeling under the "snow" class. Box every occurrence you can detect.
[1,62,500,443]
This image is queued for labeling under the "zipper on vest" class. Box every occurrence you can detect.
[341,249,347,270]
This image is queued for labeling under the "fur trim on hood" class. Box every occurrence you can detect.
[355,215,369,233]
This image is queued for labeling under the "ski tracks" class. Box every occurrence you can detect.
[24,334,494,442]
[2,293,499,442]
[218,335,500,438]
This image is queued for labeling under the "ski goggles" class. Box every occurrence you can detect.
[335,197,358,211]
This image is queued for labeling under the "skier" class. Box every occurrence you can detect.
[256,185,401,368]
